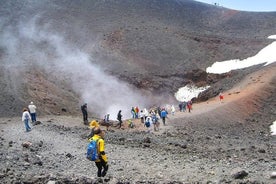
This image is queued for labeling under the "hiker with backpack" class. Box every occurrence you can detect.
[160,108,168,126]
[87,127,108,177]
[145,116,152,133]
[151,112,160,131]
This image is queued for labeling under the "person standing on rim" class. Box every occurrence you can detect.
[81,103,88,125]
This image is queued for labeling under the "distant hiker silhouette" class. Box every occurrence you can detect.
[81,103,88,125]
[117,110,123,128]
[187,101,192,113]
[219,92,224,103]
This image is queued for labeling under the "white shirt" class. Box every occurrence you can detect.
[22,111,31,121]
[28,104,37,113]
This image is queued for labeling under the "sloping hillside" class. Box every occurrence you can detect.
[0,63,275,183]
[0,0,275,117]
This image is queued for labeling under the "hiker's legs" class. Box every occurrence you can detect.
[30,113,35,122]
[162,117,165,125]
[84,112,88,121]
[101,161,108,177]
[95,162,103,177]
[33,113,36,122]
[95,161,108,177]
[83,111,88,121]
[24,119,31,131]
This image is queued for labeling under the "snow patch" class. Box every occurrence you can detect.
[270,121,276,136]
[206,35,276,74]
[175,85,210,102]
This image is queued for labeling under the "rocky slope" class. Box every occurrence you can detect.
[0,64,275,183]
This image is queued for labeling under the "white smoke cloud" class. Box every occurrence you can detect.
[0,16,153,120]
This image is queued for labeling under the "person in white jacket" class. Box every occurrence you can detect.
[171,105,175,116]
[22,108,32,132]
[28,101,37,122]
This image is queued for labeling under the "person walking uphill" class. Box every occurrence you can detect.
[81,103,88,125]
[22,108,32,132]
[89,127,108,177]
[28,101,37,123]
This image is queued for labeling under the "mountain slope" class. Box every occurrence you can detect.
[0,0,275,117]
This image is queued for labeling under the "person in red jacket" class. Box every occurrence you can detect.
[219,92,224,103]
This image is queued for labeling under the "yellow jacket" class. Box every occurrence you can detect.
[90,134,108,163]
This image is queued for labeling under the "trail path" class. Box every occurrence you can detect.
[169,64,276,125]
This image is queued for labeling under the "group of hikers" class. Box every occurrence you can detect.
[19,92,225,178]
[21,101,37,132]
[178,100,193,113]
[81,103,172,132]
[83,104,171,178]
[83,92,225,178]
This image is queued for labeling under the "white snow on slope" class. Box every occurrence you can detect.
[175,85,210,102]
[206,35,276,74]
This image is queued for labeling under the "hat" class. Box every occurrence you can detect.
[30,102,33,104]
[89,120,99,129]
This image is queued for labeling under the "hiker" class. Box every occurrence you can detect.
[22,108,32,132]
[160,108,168,126]
[140,110,145,124]
[90,127,108,177]
[128,119,134,128]
[28,101,37,122]
[144,108,149,120]
[81,103,88,124]
[152,113,160,131]
[187,101,192,113]
[87,120,99,139]
[178,103,182,112]
[135,106,139,118]
[104,114,110,123]
[219,92,224,103]
[145,116,152,133]
[182,101,187,112]
[117,110,123,128]
[101,114,111,131]
[171,105,175,116]
[131,107,135,119]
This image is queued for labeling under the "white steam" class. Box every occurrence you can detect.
[0,17,152,120]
